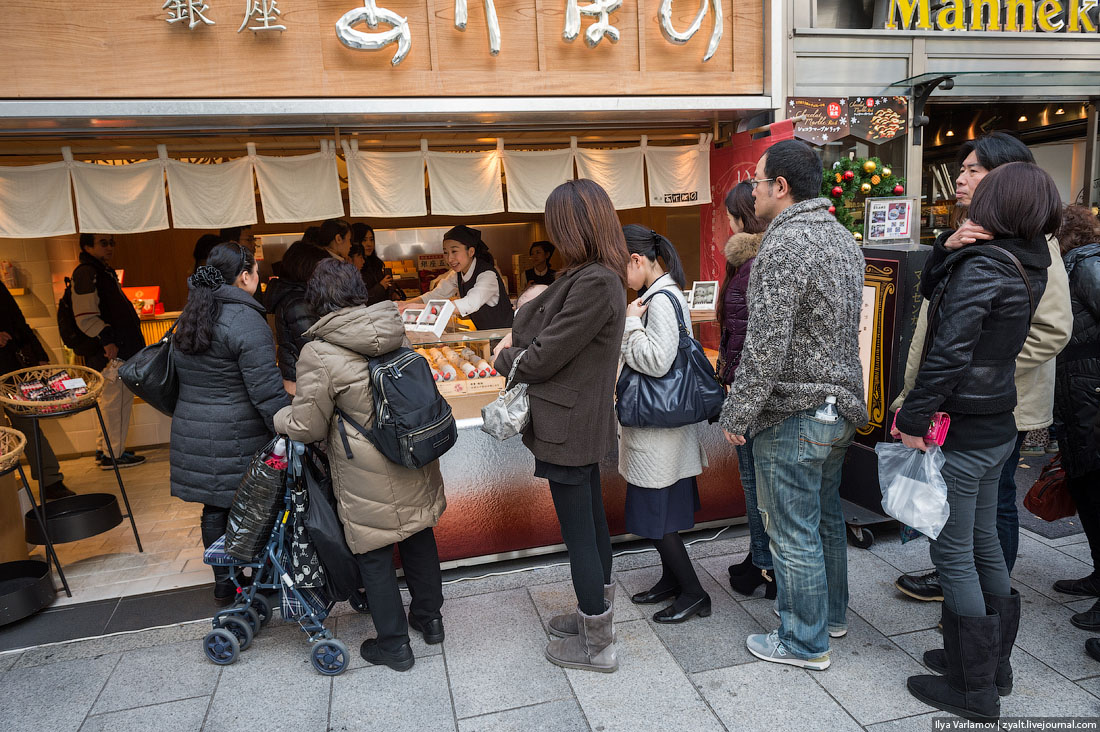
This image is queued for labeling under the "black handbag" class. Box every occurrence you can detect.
[119,323,178,415]
[301,446,363,603]
[616,289,725,429]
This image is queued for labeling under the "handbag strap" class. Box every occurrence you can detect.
[987,244,1036,316]
[503,349,525,390]
[644,288,690,336]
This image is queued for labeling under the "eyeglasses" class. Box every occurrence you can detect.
[749,178,775,190]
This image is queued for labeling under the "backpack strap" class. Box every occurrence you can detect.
[334,406,372,460]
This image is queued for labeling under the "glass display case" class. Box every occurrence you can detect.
[406,328,511,421]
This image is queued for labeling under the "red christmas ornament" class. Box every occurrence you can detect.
[831,186,843,197]
[893,184,905,195]
[828,205,836,215]
[842,170,855,181]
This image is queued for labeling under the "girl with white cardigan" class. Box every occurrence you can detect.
[620,225,711,623]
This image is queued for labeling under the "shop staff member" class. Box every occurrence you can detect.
[524,241,557,289]
[72,234,146,470]
[418,225,513,330]
[319,219,352,262]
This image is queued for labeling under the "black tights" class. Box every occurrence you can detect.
[547,464,613,616]
[649,532,706,611]
[200,504,230,583]
[1068,469,1100,572]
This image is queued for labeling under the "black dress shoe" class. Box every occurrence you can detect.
[360,638,415,672]
[408,614,445,644]
[1071,600,1100,631]
[1054,575,1100,597]
[631,585,680,605]
[1087,638,1100,663]
[896,571,944,602]
[42,482,76,501]
[653,595,712,624]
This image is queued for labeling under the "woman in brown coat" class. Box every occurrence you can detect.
[494,179,628,673]
[274,259,446,674]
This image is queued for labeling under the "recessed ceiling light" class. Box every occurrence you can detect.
[1018,115,1028,122]
[945,130,955,137]
[1055,108,1065,115]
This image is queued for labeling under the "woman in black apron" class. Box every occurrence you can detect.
[418,225,513,330]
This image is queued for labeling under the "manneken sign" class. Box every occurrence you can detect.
[885,0,1099,31]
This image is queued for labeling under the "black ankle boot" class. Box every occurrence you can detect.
[727,553,756,579]
[923,589,1020,696]
[729,566,766,596]
[908,605,1001,723]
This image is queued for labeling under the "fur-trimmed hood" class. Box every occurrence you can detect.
[724,232,763,268]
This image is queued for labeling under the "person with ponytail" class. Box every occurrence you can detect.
[717,181,775,600]
[618,224,711,624]
[170,243,290,605]
[416,225,514,330]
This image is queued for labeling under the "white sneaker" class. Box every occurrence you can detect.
[746,631,830,670]
[771,603,847,638]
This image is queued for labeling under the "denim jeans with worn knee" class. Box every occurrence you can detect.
[736,436,773,572]
[932,440,1016,617]
[753,409,855,659]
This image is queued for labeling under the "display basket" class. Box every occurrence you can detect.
[0,365,104,416]
[0,426,27,473]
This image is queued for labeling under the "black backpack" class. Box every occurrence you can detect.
[57,276,102,357]
[335,347,457,470]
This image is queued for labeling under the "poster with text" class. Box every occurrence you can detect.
[848,96,908,143]
[864,197,916,243]
[789,98,849,144]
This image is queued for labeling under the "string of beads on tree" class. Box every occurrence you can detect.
[820,156,906,239]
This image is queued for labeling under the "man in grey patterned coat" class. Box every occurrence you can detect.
[720,139,868,671]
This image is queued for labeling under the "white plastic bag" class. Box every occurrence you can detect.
[875,442,950,540]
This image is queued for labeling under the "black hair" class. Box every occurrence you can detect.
[302,226,322,246]
[350,222,374,247]
[280,240,330,284]
[348,243,366,261]
[307,259,368,316]
[219,225,252,243]
[174,242,256,354]
[192,234,222,269]
[762,139,823,203]
[530,240,555,258]
[622,224,686,289]
[319,219,350,247]
[956,131,1034,171]
[80,233,114,252]
[967,162,1062,242]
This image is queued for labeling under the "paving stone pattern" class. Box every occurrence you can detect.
[0,527,1098,731]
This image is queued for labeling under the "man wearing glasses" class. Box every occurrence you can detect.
[72,234,146,469]
[719,139,868,671]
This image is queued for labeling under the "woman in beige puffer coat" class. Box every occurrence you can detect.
[275,259,445,674]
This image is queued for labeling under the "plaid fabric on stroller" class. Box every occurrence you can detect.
[201,439,350,676]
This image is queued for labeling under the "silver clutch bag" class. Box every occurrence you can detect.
[480,350,529,440]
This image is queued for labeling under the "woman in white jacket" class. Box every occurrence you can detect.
[620,225,710,623]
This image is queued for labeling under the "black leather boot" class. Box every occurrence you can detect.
[908,604,1001,723]
[923,589,1020,696]
[200,508,235,606]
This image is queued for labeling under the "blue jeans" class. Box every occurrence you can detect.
[736,437,773,571]
[753,409,855,659]
[996,431,1026,574]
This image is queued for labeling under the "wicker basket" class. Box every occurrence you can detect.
[0,426,27,473]
[0,364,104,416]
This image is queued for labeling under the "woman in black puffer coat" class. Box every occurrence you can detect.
[171,243,291,605]
[265,240,329,394]
[1052,206,1100,629]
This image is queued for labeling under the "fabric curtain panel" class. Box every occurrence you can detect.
[424,142,504,216]
[0,161,76,238]
[251,144,345,224]
[573,142,646,210]
[501,148,575,214]
[69,159,169,234]
[343,142,427,218]
[166,157,258,229]
[644,135,713,207]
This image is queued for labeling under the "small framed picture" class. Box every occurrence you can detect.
[689,281,719,310]
[863,197,917,243]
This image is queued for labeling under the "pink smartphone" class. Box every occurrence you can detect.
[892,411,951,446]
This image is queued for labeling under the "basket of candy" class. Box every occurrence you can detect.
[0,365,104,416]
[0,426,27,474]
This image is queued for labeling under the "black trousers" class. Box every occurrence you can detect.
[1068,469,1100,571]
[355,527,444,653]
[542,462,613,616]
[201,504,230,582]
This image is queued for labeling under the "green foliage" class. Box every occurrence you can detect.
[820,156,906,235]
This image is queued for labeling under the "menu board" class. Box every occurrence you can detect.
[789,98,850,144]
[848,97,908,143]
[864,197,917,243]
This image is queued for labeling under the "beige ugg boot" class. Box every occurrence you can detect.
[545,602,617,673]
[548,583,615,638]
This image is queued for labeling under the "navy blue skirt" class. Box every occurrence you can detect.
[624,476,701,540]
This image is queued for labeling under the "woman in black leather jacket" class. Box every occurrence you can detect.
[264,240,329,394]
[895,163,1061,723]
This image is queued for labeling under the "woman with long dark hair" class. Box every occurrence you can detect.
[417,225,514,330]
[170,243,290,605]
[351,222,403,305]
[493,179,627,673]
[896,163,1060,722]
[265,240,329,394]
[718,182,774,599]
[618,224,710,623]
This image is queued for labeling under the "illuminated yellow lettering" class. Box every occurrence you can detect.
[1038,0,1065,29]
[885,0,933,29]
[935,0,968,29]
[1005,0,1036,30]
[1069,0,1097,30]
[970,0,1002,28]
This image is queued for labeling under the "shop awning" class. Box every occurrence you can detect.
[891,71,1100,95]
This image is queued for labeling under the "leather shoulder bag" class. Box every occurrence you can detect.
[616,289,724,429]
[119,321,178,416]
[481,349,530,440]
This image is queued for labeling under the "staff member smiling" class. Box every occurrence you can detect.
[417,225,514,330]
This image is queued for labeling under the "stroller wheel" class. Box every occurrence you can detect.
[216,615,254,651]
[310,639,350,676]
[203,629,240,665]
[241,607,262,636]
[250,593,274,626]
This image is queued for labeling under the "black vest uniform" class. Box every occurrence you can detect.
[456,259,514,330]
[72,251,145,371]
[524,267,557,286]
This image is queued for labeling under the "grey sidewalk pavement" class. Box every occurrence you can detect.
[1,525,1098,732]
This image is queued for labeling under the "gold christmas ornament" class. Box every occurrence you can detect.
[835,172,842,183]
[862,160,877,173]
[882,167,892,178]
[853,232,863,241]
[871,175,881,185]
[860,182,872,194]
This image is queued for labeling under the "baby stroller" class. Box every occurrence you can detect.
[201,439,351,676]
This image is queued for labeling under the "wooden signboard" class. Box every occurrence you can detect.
[0,0,764,98]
